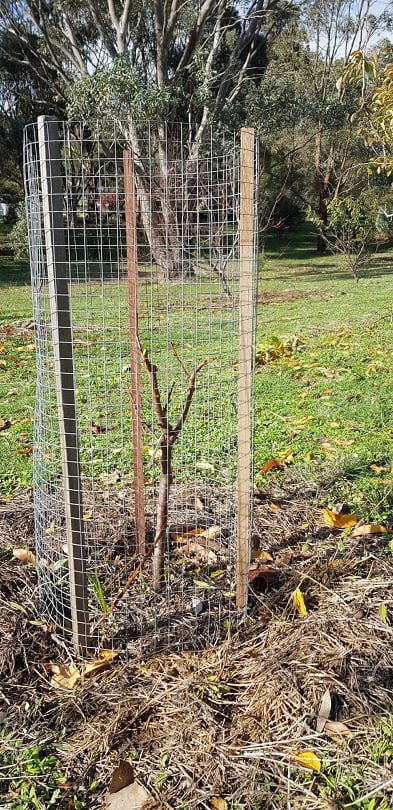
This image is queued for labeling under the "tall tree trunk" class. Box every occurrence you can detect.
[128,123,195,280]
[316,189,328,253]
[315,134,334,254]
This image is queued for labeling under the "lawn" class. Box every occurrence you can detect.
[1,225,393,528]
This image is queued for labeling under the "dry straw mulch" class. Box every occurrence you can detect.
[1,489,393,809]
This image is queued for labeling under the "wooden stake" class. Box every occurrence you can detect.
[236,127,256,611]
[123,149,146,554]
[38,116,91,654]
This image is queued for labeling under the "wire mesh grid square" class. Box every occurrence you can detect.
[24,119,258,656]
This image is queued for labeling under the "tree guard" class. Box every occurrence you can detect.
[24,119,258,655]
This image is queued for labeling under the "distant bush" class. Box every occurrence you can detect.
[10,201,29,260]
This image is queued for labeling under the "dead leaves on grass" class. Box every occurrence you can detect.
[322,509,357,530]
[322,509,390,536]
[261,449,294,474]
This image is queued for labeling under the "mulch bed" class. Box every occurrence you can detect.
[1,487,393,809]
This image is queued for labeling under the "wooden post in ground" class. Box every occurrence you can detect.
[123,149,146,555]
[38,116,91,654]
[236,126,256,611]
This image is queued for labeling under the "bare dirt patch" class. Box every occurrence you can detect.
[257,289,328,305]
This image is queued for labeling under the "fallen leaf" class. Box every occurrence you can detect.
[293,587,307,617]
[202,525,222,540]
[180,542,218,564]
[324,720,352,737]
[378,603,388,623]
[196,460,214,472]
[194,496,205,512]
[13,548,36,566]
[0,418,11,431]
[251,549,274,562]
[351,523,388,536]
[322,508,357,529]
[83,512,93,520]
[316,689,331,732]
[268,501,281,510]
[14,446,33,456]
[210,799,228,810]
[47,663,81,690]
[106,781,152,809]
[370,464,385,474]
[334,438,354,447]
[82,649,118,678]
[109,760,135,794]
[193,579,215,589]
[261,458,285,474]
[99,470,121,487]
[320,441,336,455]
[172,528,206,543]
[293,751,321,772]
[275,550,293,565]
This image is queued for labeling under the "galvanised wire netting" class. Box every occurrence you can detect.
[24,118,258,656]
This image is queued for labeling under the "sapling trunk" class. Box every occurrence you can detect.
[139,339,208,590]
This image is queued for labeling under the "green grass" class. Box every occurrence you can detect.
[254,225,393,523]
[1,227,393,527]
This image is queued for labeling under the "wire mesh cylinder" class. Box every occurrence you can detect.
[24,119,258,655]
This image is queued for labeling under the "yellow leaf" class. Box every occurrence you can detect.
[293,587,307,617]
[210,799,228,810]
[13,548,36,566]
[378,603,388,623]
[251,549,274,562]
[82,649,118,678]
[322,509,357,529]
[293,751,321,772]
[193,580,215,589]
[83,512,92,520]
[351,524,388,537]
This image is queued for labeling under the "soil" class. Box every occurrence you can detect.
[1,486,393,809]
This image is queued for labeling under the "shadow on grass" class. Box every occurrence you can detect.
[0,258,30,287]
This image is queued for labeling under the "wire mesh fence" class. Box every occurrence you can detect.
[24,118,258,656]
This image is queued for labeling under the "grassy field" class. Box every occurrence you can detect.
[0,225,393,528]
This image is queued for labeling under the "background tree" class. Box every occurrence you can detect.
[246,0,381,251]
[0,0,295,275]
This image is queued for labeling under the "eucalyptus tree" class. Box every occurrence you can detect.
[246,0,380,250]
[0,0,294,276]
